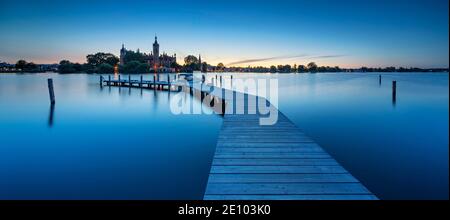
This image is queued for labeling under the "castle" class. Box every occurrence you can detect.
[119,36,176,72]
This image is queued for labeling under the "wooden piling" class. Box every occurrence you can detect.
[108,75,111,86]
[153,75,156,89]
[118,75,121,87]
[140,75,143,88]
[379,75,381,85]
[221,88,225,114]
[392,80,397,103]
[100,75,103,86]
[128,75,131,86]
[47,78,55,104]
[231,75,233,88]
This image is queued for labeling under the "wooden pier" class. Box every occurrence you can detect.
[101,74,376,200]
[101,75,181,91]
[202,89,377,200]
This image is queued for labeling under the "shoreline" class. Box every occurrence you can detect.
[1,71,449,74]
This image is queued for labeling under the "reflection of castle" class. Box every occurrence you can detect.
[119,35,176,71]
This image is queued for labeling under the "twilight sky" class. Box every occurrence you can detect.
[0,0,448,68]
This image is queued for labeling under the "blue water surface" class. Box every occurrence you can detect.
[216,72,449,200]
[0,72,448,199]
[0,73,222,199]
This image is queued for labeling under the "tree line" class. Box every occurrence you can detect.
[58,53,118,73]
[58,52,206,74]
[217,62,448,73]
[2,56,447,74]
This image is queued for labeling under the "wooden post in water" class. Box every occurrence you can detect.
[221,88,226,115]
[201,84,205,101]
[99,75,103,86]
[220,75,222,87]
[140,75,143,88]
[379,75,381,85]
[167,74,171,91]
[153,75,156,90]
[231,75,233,88]
[47,78,55,104]
[392,81,397,104]
[118,75,121,87]
[128,75,131,86]
[108,75,111,86]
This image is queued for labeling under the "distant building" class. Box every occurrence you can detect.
[119,44,126,65]
[119,35,177,72]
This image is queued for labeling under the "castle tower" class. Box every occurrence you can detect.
[198,54,202,71]
[119,43,126,65]
[153,35,160,68]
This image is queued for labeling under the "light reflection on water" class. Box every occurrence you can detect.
[0,72,448,199]
[0,73,222,199]
[208,72,449,199]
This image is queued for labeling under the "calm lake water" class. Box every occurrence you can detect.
[0,72,448,199]
[0,73,222,199]
[215,72,449,200]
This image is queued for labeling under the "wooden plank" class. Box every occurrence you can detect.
[214,153,332,159]
[212,158,339,166]
[207,173,357,183]
[210,165,348,174]
[217,142,317,147]
[203,194,378,200]
[205,183,371,195]
[214,148,324,153]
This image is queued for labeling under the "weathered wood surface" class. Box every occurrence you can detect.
[204,87,376,200]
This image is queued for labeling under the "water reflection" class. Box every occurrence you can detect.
[392,80,397,106]
[48,103,55,127]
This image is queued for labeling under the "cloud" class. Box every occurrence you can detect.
[226,54,346,66]
[308,54,347,59]
[226,54,308,66]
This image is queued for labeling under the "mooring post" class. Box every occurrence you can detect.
[153,75,156,89]
[108,75,111,86]
[201,84,205,101]
[118,75,121,87]
[392,80,397,103]
[100,75,103,86]
[231,75,233,88]
[167,74,171,91]
[47,78,55,104]
[221,88,226,114]
[128,75,131,86]
[220,75,222,87]
[379,75,381,85]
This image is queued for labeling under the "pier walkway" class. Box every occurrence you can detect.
[101,75,179,91]
[101,74,377,200]
[200,85,377,200]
